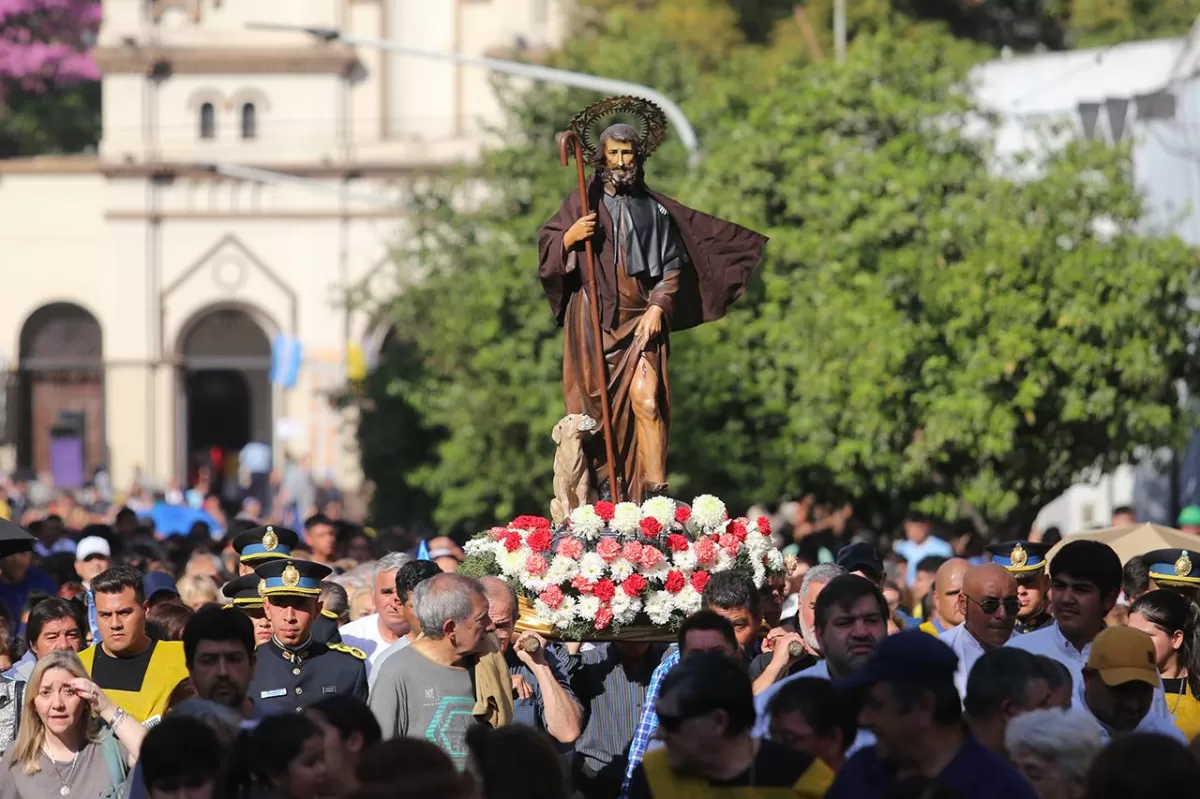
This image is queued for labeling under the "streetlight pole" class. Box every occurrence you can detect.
[246,22,702,165]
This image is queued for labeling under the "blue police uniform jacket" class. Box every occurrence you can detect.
[249,636,368,713]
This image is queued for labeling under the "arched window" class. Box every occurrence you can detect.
[240,102,257,140]
[199,102,216,140]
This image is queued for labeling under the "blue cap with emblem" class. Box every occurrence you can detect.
[1142,548,1200,586]
[222,573,265,608]
[233,525,299,564]
[984,540,1051,575]
[254,558,331,598]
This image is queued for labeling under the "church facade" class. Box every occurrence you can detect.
[0,0,563,494]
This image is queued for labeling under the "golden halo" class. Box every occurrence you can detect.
[569,96,669,163]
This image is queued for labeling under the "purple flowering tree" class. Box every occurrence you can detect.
[0,0,102,157]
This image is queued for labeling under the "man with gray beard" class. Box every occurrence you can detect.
[749,563,846,693]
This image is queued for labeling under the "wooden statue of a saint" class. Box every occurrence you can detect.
[537,97,768,504]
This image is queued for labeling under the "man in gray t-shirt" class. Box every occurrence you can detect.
[368,573,497,765]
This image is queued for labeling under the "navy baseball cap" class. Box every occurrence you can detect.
[143,571,179,602]
[836,542,884,581]
[837,629,958,690]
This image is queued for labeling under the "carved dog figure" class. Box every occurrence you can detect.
[550,414,598,525]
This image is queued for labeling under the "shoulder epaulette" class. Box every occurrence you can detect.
[328,643,367,660]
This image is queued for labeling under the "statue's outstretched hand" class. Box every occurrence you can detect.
[564,213,597,250]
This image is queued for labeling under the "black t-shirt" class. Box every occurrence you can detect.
[628,739,822,799]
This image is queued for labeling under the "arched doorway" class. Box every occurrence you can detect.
[178,307,272,495]
[18,303,106,486]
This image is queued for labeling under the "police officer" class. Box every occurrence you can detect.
[985,541,1054,634]
[1142,548,1200,601]
[222,573,274,646]
[231,525,340,644]
[248,559,367,713]
[232,525,300,576]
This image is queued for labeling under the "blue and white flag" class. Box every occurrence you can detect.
[417,539,431,561]
[270,334,303,389]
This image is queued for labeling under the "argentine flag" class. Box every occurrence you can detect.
[271,335,302,389]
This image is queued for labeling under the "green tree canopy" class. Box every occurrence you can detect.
[358,19,1200,536]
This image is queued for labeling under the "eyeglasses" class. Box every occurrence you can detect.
[966,595,1021,616]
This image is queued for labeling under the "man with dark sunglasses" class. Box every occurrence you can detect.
[938,564,1019,698]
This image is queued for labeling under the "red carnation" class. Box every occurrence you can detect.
[665,570,686,593]
[594,606,614,630]
[729,520,748,542]
[487,526,508,540]
[674,506,691,524]
[526,529,553,553]
[594,501,616,522]
[502,531,523,553]
[756,516,772,535]
[593,579,617,602]
[572,575,595,594]
[539,585,565,610]
[639,517,663,537]
[512,515,551,531]
[666,534,691,553]
[621,573,649,597]
[690,571,711,593]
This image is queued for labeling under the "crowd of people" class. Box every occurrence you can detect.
[2,488,1200,798]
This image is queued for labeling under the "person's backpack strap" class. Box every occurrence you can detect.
[98,726,129,796]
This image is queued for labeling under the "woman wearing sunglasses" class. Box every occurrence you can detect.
[936,564,1021,699]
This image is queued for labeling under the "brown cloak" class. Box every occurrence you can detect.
[537,176,767,501]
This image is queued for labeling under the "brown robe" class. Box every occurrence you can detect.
[538,175,767,502]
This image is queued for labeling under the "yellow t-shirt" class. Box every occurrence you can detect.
[79,639,189,725]
[638,741,832,799]
[1164,677,1200,742]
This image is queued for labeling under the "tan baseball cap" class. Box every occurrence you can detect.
[1086,626,1159,687]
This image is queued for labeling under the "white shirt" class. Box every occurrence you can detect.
[939,623,988,699]
[367,635,413,691]
[751,658,876,754]
[1071,672,1186,744]
[339,614,402,676]
[1007,621,1171,720]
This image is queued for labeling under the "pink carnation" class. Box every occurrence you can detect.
[694,537,717,563]
[596,537,622,562]
[639,546,665,570]
[556,537,584,560]
[594,606,614,630]
[621,541,644,563]
[525,553,548,576]
[539,585,565,610]
[718,533,740,557]
[572,576,595,594]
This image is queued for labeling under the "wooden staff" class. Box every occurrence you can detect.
[559,130,622,504]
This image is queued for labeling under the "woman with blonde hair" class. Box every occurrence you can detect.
[175,574,219,611]
[0,649,145,798]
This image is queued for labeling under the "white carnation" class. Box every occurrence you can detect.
[611,502,642,536]
[463,537,491,557]
[745,531,770,557]
[611,590,634,616]
[751,559,767,588]
[522,571,551,593]
[608,557,635,583]
[569,505,606,540]
[644,591,675,626]
[672,546,697,572]
[545,555,579,585]
[691,494,727,532]
[711,548,734,573]
[579,552,607,581]
[611,593,642,625]
[641,496,676,528]
[496,546,531,577]
[765,548,785,572]
[676,584,703,614]
[577,594,601,620]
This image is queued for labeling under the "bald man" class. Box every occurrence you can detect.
[939,563,1020,697]
[918,558,970,636]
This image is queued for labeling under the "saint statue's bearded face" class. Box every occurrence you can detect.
[595,124,642,193]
